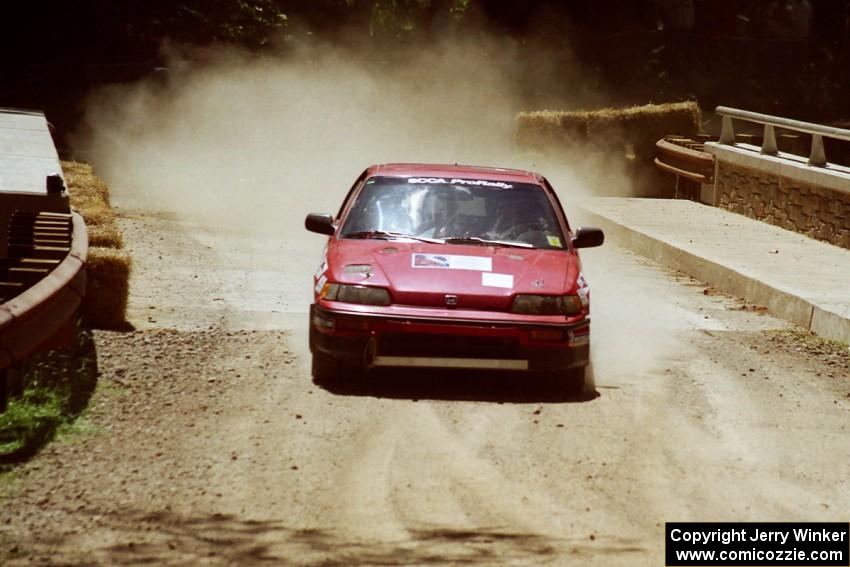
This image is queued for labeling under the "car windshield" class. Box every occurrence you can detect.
[339,176,567,250]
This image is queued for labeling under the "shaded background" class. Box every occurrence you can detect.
[2,0,848,151]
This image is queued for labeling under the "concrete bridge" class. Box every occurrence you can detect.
[587,106,850,344]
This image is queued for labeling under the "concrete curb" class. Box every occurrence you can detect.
[581,206,850,345]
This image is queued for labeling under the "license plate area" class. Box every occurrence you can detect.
[377,331,523,359]
[372,356,529,370]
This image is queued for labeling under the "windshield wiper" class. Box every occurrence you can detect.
[343,230,445,244]
[443,236,534,249]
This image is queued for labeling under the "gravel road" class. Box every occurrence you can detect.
[1,209,848,566]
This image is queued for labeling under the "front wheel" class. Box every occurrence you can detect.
[543,366,586,395]
[311,351,338,384]
[563,366,586,393]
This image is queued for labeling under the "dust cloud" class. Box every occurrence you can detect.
[80,39,516,234]
[76,36,630,233]
[76,35,674,382]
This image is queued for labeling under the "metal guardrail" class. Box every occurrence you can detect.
[717,106,850,167]
[654,135,716,200]
[655,137,716,185]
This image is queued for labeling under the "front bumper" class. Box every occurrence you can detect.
[309,303,590,372]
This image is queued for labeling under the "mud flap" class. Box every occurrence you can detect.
[364,337,377,370]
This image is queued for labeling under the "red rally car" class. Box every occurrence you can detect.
[305,164,604,391]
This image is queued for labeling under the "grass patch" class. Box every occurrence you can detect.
[54,413,101,444]
[62,160,132,329]
[0,321,98,466]
[0,390,63,455]
[0,466,23,504]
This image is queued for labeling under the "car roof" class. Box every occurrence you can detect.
[366,163,544,185]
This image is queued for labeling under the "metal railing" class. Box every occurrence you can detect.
[717,106,850,167]
[655,136,715,185]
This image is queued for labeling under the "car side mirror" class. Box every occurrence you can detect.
[305,213,335,236]
[572,227,604,249]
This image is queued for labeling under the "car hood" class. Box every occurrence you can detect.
[327,239,580,311]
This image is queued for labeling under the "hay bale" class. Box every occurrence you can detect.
[516,101,702,159]
[516,102,702,197]
[587,102,702,161]
[62,161,111,205]
[62,161,131,328]
[86,224,124,249]
[62,160,120,228]
[515,110,592,151]
[75,201,117,228]
[82,247,131,329]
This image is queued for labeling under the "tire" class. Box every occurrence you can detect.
[563,366,586,393]
[544,366,586,394]
[311,351,338,384]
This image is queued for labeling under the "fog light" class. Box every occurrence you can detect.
[312,313,335,332]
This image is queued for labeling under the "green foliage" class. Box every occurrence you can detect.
[369,0,471,39]
[0,323,98,465]
[3,1,850,134]
[167,0,289,46]
[0,391,63,456]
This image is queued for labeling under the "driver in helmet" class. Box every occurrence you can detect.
[416,190,454,238]
[490,200,544,241]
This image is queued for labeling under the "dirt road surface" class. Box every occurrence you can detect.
[1,208,849,566]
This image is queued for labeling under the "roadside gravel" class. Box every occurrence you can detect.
[1,328,295,565]
[1,209,848,566]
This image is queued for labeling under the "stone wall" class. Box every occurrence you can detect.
[714,160,850,249]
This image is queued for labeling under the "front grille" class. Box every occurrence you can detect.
[378,332,522,359]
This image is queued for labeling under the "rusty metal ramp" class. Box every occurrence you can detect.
[0,108,87,411]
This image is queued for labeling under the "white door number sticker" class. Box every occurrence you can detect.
[482,272,514,289]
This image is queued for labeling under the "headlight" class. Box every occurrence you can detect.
[511,294,583,315]
[320,283,391,306]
